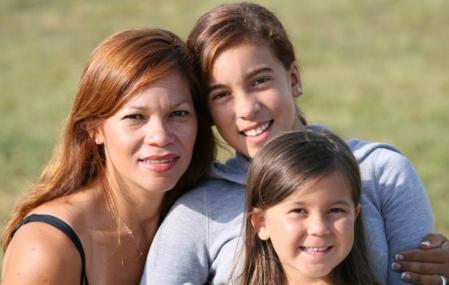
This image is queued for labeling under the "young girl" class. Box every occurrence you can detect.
[243,129,379,285]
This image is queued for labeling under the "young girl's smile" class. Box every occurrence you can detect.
[208,41,303,159]
[254,171,359,284]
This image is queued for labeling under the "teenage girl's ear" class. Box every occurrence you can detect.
[289,62,302,98]
[250,208,270,241]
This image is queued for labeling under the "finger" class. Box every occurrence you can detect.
[400,272,444,285]
[442,239,449,249]
[392,261,447,275]
[397,248,449,263]
[421,233,448,249]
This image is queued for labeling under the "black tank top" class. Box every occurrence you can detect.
[11,214,89,285]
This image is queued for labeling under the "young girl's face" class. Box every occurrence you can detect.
[253,171,359,284]
[207,41,304,159]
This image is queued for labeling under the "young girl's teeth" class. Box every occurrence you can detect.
[303,247,329,254]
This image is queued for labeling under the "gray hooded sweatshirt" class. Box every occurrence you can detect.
[141,136,433,285]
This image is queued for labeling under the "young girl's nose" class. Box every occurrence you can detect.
[144,120,175,146]
[307,215,331,236]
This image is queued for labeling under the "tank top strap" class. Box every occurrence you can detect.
[12,214,89,285]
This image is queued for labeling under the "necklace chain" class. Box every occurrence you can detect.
[119,219,144,265]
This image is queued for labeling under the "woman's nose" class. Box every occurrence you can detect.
[143,119,175,146]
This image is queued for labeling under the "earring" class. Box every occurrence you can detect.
[293,84,302,97]
[258,229,270,241]
[296,85,302,95]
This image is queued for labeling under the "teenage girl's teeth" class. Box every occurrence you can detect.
[243,122,270,137]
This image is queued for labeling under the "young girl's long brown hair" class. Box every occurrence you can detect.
[2,28,215,251]
[243,130,380,285]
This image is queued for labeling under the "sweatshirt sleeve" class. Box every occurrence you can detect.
[140,187,210,285]
[372,148,434,285]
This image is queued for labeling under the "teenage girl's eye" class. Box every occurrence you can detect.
[169,110,190,118]
[122,113,145,120]
[210,90,230,101]
[252,76,271,87]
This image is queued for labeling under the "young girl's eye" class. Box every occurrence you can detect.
[290,208,307,214]
[329,208,346,214]
[122,113,145,120]
[169,110,190,118]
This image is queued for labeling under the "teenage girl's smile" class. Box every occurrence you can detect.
[208,41,303,159]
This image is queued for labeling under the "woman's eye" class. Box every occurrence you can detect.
[122,114,145,120]
[169,110,189,118]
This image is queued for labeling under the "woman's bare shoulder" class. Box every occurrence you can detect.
[2,219,83,285]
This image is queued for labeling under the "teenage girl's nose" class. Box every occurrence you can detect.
[234,91,260,119]
[143,118,175,146]
[307,214,331,236]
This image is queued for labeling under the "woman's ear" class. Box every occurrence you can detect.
[250,208,270,241]
[289,62,302,97]
[86,120,104,145]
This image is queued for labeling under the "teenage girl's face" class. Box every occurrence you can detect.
[254,172,359,284]
[207,42,304,159]
[96,71,197,196]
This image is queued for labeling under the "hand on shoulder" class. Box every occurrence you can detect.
[393,233,449,284]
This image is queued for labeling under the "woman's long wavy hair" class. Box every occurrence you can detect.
[187,2,306,125]
[2,28,215,251]
[243,130,379,285]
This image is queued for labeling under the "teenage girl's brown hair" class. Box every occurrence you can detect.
[243,129,379,285]
[2,28,215,250]
[187,2,306,125]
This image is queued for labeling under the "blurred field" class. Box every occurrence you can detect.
[1,0,448,267]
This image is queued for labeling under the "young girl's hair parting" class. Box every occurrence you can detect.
[187,2,306,125]
[243,129,379,285]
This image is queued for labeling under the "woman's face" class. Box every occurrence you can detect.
[207,42,304,159]
[96,71,197,195]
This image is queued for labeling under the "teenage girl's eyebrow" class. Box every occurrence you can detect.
[244,66,273,80]
[207,66,273,93]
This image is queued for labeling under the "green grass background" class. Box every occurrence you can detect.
[1,0,448,267]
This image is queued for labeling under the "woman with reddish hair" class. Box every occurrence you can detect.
[2,28,215,285]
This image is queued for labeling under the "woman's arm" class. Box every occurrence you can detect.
[2,222,82,285]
